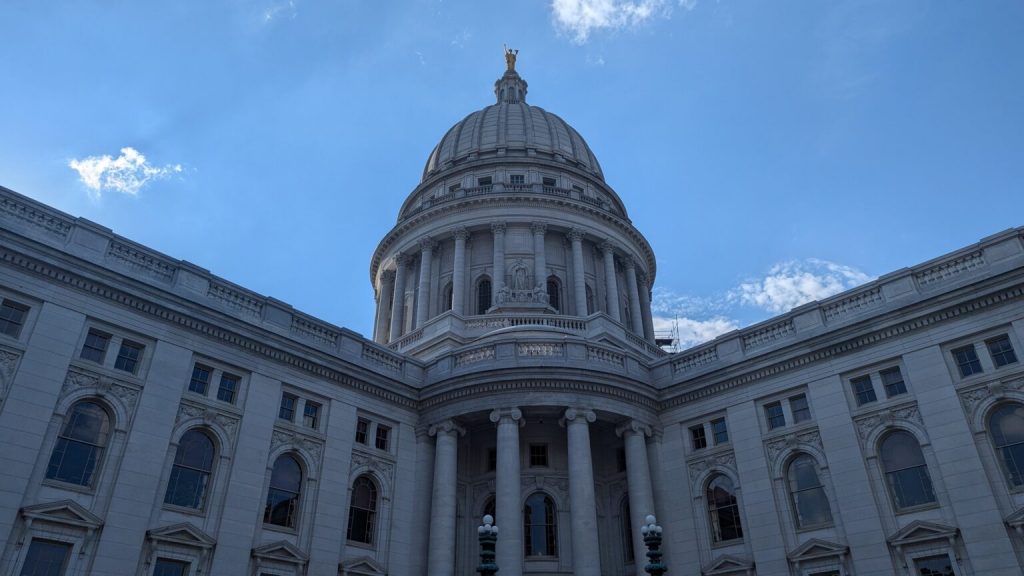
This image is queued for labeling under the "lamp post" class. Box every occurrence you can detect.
[640,514,667,576]
[477,514,499,576]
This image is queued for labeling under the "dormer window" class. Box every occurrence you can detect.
[509,174,525,185]
[542,177,557,187]
[448,183,461,193]
[477,176,492,186]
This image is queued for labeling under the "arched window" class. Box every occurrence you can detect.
[621,498,634,563]
[477,277,492,314]
[46,400,111,486]
[706,474,743,542]
[347,475,378,544]
[585,285,595,315]
[441,282,453,312]
[989,403,1024,486]
[546,276,561,312]
[264,454,302,528]
[164,429,216,509]
[880,430,936,510]
[524,492,557,557]
[787,454,832,528]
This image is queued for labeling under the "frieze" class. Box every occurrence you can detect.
[291,317,339,347]
[207,282,263,319]
[672,347,718,373]
[454,346,495,367]
[350,448,396,482]
[0,196,71,239]
[742,319,795,350]
[361,344,403,372]
[518,343,564,357]
[853,403,923,443]
[61,368,140,412]
[765,428,823,464]
[823,287,883,323]
[587,346,624,367]
[915,250,986,288]
[687,451,736,484]
[270,428,324,466]
[175,401,240,441]
[106,241,177,283]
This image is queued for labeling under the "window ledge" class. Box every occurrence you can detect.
[795,522,835,533]
[894,502,940,515]
[262,523,298,535]
[711,538,744,549]
[345,540,376,551]
[41,478,96,495]
[161,503,207,517]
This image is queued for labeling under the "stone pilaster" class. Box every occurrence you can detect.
[532,221,548,291]
[624,257,645,336]
[375,269,396,344]
[637,270,655,342]
[389,254,410,342]
[568,229,588,316]
[415,237,436,326]
[601,241,621,322]
[491,221,506,304]
[489,408,524,576]
[451,227,469,315]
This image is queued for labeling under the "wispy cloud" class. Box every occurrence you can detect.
[733,259,873,313]
[450,29,472,49]
[263,0,297,23]
[68,147,182,198]
[652,258,872,349]
[550,0,695,44]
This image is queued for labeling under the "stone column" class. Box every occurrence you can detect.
[389,254,410,342]
[415,237,436,327]
[624,258,645,336]
[374,270,396,343]
[568,229,588,316]
[490,408,524,576]
[532,221,547,290]
[601,241,621,322]
[451,227,469,315]
[638,271,655,342]
[617,420,655,568]
[563,407,601,576]
[491,221,506,304]
[426,420,465,576]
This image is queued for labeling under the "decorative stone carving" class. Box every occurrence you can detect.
[958,378,1024,423]
[742,319,795,350]
[0,349,19,379]
[823,287,883,322]
[207,282,263,319]
[270,428,324,465]
[452,226,470,241]
[428,419,466,437]
[488,407,523,424]
[587,346,624,367]
[350,448,396,481]
[106,241,177,283]
[531,221,547,235]
[454,346,495,367]
[490,221,506,234]
[853,403,923,443]
[418,236,437,252]
[672,347,718,373]
[915,250,986,287]
[517,342,563,357]
[291,317,339,347]
[566,228,585,242]
[562,407,596,424]
[765,429,823,463]
[687,451,737,483]
[0,196,72,239]
[175,401,240,441]
[361,344,404,372]
[615,419,652,438]
[61,369,141,412]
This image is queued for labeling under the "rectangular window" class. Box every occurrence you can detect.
[0,299,28,338]
[880,367,907,397]
[487,448,497,472]
[355,419,369,444]
[303,401,321,429]
[278,392,297,421]
[529,444,549,467]
[572,184,584,193]
[216,373,239,403]
[711,418,729,445]
[690,425,708,450]
[952,345,983,377]
[448,183,461,193]
[80,329,110,364]
[188,364,211,395]
[617,448,627,472]
[509,174,525,185]
[542,177,557,186]
[913,555,954,576]
[19,539,71,576]
[987,335,1019,367]
[113,340,143,374]
[153,558,191,576]
[477,176,492,186]
[375,425,391,451]
[764,402,786,430]
[790,394,811,423]
[851,375,877,405]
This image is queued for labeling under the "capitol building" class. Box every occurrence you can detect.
[2,55,1024,576]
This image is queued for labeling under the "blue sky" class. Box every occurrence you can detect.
[1,1,1022,347]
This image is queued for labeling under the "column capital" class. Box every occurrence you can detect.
[381,269,397,282]
[531,221,548,235]
[428,419,466,437]
[567,228,585,242]
[624,255,638,270]
[452,226,470,241]
[418,236,437,252]
[561,407,597,426]
[489,407,524,425]
[600,239,617,254]
[615,419,653,438]
[491,221,507,234]
[394,252,411,267]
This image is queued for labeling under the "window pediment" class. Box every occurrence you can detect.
[788,538,848,562]
[341,555,387,575]
[1005,506,1024,531]
[21,499,103,530]
[888,519,959,548]
[703,554,754,575]
[252,540,308,565]
[147,522,216,549]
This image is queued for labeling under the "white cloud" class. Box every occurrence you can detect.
[733,259,873,314]
[653,315,738,349]
[450,29,471,49]
[551,0,668,44]
[263,0,297,23]
[68,147,182,198]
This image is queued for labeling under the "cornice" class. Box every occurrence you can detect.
[419,373,659,412]
[0,243,421,409]
[370,193,657,287]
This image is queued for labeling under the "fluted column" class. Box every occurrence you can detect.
[568,229,588,316]
[374,270,396,343]
[601,241,621,322]
[491,222,506,304]
[624,257,644,335]
[617,420,655,568]
[388,254,410,342]
[415,237,436,326]
[452,227,469,315]
[563,407,601,576]
[532,221,547,290]
[638,271,655,342]
[489,408,524,576]
[427,420,465,576]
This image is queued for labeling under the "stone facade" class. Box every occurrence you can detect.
[1,62,1023,576]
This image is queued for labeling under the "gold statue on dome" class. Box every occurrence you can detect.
[504,45,518,71]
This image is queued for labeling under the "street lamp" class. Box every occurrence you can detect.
[640,514,667,576]
[477,514,499,575]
